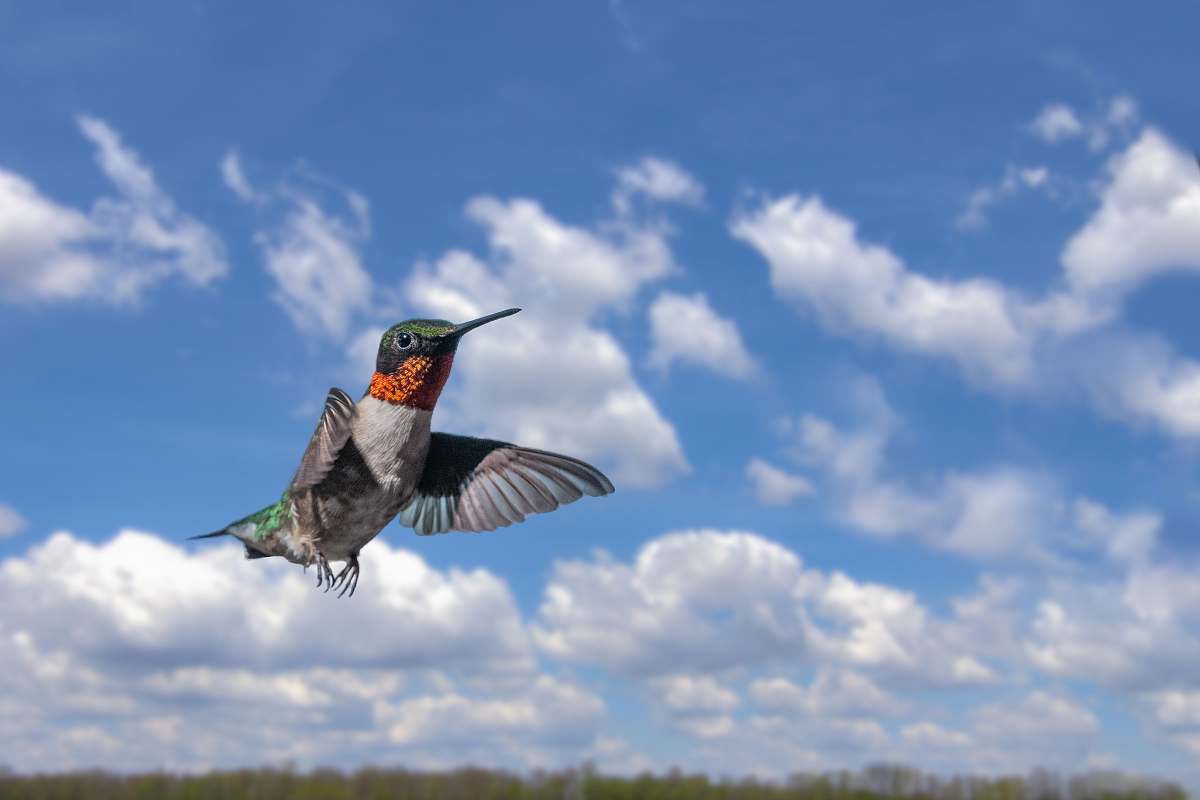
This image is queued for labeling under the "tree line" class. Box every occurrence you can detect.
[0,764,1187,800]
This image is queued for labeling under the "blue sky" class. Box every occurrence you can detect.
[3,0,1200,790]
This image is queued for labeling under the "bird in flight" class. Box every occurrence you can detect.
[190,308,614,597]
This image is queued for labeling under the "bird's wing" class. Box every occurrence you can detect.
[398,432,614,535]
[289,387,356,490]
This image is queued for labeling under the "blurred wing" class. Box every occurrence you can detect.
[289,387,356,490]
[398,433,614,535]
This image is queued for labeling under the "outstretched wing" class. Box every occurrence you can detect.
[398,433,614,535]
[289,387,356,490]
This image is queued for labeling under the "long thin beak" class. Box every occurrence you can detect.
[446,307,521,338]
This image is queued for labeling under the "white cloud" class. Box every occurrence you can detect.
[1062,129,1200,298]
[745,458,813,506]
[901,721,973,749]
[254,187,373,340]
[1145,690,1200,728]
[749,669,904,718]
[734,126,1200,444]
[973,689,1098,740]
[612,156,704,215]
[380,675,604,751]
[787,378,1164,565]
[2,530,532,675]
[0,503,26,538]
[731,194,1036,386]
[652,674,740,714]
[533,528,999,686]
[0,529,616,772]
[0,116,227,304]
[1072,498,1160,564]
[1026,559,1200,690]
[647,291,758,379]
[1028,103,1085,144]
[896,691,1101,773]
[405,184,689,487]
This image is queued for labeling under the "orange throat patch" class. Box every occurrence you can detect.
[368,354,454,410]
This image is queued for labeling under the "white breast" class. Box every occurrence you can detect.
[352,397,432,489]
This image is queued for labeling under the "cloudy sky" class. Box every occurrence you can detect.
[3,0,1200,790]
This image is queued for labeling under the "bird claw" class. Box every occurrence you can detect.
[313,553,337,591]
[330,553,360,598]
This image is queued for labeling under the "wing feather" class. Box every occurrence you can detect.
[398,433,614,535]
[289,388,356,490]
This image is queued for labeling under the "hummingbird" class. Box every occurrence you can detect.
[190,308,614,597]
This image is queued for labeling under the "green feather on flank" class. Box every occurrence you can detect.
[238,497,292,541]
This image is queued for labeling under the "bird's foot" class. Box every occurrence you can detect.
[312,552,336,591]
[330,553,360,598]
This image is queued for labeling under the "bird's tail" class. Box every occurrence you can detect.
[187,528,230,540]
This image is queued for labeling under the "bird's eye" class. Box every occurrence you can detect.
[396,332,414,350]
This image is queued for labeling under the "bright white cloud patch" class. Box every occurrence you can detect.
[1062,128,1200,298]
[647,291,757,379]
[533,528,998,686]
[4,525,1194,780]
[0,116,227,304]
[0,529,620,771]
[731,194,1035,386]
[405,178,691,487]
[745,458,813,505]
[0,503,26,538]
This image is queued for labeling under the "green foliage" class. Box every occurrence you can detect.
[0,765,1187,800]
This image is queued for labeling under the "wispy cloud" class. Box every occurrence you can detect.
[0,116,227,305]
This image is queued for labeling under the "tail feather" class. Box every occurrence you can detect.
[187,529,230,541]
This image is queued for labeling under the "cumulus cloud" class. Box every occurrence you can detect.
[405,185,690,487]
[647,291,757,379]
[3,530,532,674]
[0,503,26,538]
[749,669,905,718]
[533,529,999,686]
[4,525,1195,779]
[0,529,616,771]
[745,458,813,506]
[1062,129,1200,299]
[1026,558,1200,691]
[0,116,227,304]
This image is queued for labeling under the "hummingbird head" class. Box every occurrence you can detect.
[368,307,521,409]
